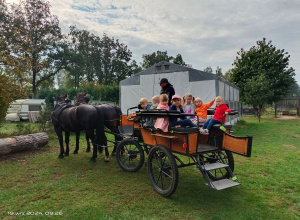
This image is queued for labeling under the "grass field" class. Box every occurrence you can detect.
[0,116,299,220]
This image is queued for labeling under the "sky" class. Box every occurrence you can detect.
[7,0,300,83]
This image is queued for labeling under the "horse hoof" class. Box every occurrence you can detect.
[58,155,64,159]
[90,158,96,162]
[73,151,78,154]
[104,156,110,162]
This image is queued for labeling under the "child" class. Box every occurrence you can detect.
[169,94,197,128]
[139,98,151,126]
[182,93,195,119]
[154,94,169,132]
[194,98,215,123]
[139,98,151,110]
[200,96,231,135]
[149,95,160,125]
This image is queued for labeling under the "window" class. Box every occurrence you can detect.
[156,65,162,71]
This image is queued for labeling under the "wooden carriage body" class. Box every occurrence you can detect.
[120,111,252,157]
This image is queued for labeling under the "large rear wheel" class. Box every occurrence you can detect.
[116,139,144,172]
[147,145,178,197]
[203,150,234,180]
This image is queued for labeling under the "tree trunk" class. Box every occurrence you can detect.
[0,132,48,155]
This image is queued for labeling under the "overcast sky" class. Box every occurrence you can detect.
[7,0,300,83]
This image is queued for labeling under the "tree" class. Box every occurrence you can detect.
[216,66,223,78]
[224,69,232,81]
[0,0,62,96]
[173,54,186,66]
[287,82,300,97]
[204,66,213,73]
[0,70,25,125]
[58,26,135,87]
[141,51,190,69]
[230,38,295,121]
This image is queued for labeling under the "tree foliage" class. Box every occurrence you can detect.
[0,70,25,124]
[0,0,62,96]
[55,26,138,88]
[216,66,223,78]
[287,82,300,97]
[230,38,295,121]
[204,66,213,73]
[141,51,190,69]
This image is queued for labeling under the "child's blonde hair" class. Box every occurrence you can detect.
[194,97,203,106]
[152,95,160,104]
[159,94,168,102]
[215,96,224,102]
[182,93,195,108]
[139,98,148,105]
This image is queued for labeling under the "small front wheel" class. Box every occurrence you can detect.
[116,139,144,172]
[147,145,178,197]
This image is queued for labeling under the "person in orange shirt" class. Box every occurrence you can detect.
[193,98,215,123]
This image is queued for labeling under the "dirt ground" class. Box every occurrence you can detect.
[275,116,300,120]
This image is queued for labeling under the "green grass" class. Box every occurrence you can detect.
[0,117,299,220]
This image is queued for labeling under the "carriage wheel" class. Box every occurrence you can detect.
[203,150,234,180]
[116,139,144,172]
[147,145,178,197]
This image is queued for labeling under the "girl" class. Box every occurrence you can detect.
[201,96,231,135]
[194,97,215,123]
[169,94,197,128]
[154,94,170,132]
[182,93,195,119]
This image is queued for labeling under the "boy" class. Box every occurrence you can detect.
[149,95,160,125]
[139,98,151,126]
[200,96,231,135]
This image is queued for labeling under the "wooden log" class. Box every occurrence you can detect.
[0,132,48,155]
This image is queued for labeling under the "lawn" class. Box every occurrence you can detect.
[0,116,299,220]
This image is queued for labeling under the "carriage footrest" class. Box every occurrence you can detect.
[203,162,229,171]
[205,179,240,190]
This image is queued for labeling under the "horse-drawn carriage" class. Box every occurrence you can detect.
[52,94,252,197]
[115,107,252,197]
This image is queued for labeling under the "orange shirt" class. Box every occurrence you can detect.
[195,100,214,119]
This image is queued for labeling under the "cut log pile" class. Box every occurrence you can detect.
[0,132,48,155]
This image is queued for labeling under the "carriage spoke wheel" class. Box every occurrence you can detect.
[202,150,234,180]
[147,145,178,197]
[116,139,144,172]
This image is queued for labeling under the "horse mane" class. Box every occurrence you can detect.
[75,92,89,106]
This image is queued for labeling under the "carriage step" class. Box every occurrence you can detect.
[205,179,240,190]
[203,162,229,171]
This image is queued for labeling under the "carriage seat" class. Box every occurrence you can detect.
[169,127,199,133]
[212,124,232,130]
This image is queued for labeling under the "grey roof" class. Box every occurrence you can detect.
[120,61,238,89]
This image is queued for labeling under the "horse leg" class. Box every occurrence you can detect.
[64,131,70,156]
[103,136,110,162]
[86,132,91,152]
[73,132,80,154]
[87,130,97,162]
[55,127,65,158]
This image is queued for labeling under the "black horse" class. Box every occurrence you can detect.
[51,94,108,162]
[75,92,123,155]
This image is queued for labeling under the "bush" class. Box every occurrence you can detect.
[36,85,120,109]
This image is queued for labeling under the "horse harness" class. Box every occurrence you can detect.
[52,103,75,132]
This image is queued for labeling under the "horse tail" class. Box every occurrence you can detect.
[112,105,122,126]
[95,107,107,146]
